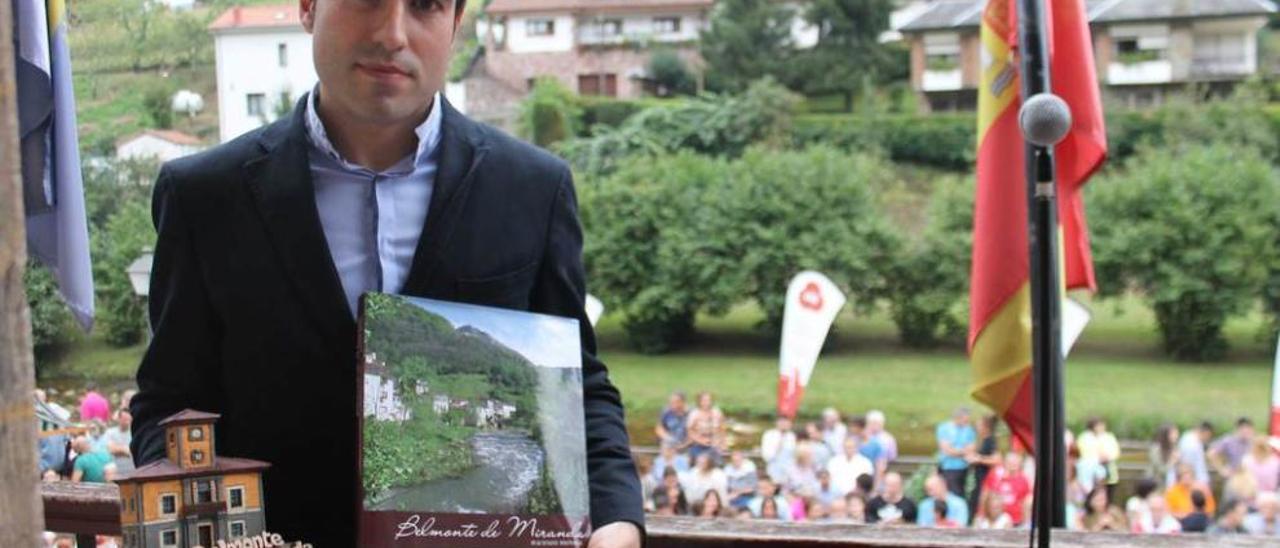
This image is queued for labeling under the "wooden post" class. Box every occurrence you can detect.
[0,0,45,543]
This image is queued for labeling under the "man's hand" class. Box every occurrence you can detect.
[588,521,641,548]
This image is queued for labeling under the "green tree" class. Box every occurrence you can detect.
[648,50,697,96]
[142,80,176,130]
[92,201,157,347]
[24,262,74,360]
[792,0,898,112]
[1090,144,1279,361]
[699,0,796,93]
[886,176,972,347]
[518,78,582,148]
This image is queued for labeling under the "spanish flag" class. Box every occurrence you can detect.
[968,0,1107,450]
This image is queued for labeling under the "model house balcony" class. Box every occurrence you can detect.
[181,499,228,517]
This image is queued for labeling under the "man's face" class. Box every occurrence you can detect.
[884,474,902,497]
[1238,424,1254,439]
[924,476,945,499]
[670,395,685,412]
[301,0,462,125]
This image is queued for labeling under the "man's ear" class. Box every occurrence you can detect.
[300,0,316,33]
[452,1,466,36]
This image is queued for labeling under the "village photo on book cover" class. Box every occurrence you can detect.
[358,292,591,546]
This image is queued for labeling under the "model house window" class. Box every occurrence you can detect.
[230,521,247,538]
[526,19,554,37]
[278,43,288,67]
[168,431,175,444]
[161,530,178,547]
[188,426,204,441]
[191,449,205,464]
[247,94,265,117]
[196,480,214,503]
[160,494,176,516]
[229,486,245,509]
[653,17,680,34]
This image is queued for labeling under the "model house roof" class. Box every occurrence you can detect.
[208,4,302,32]
[899,0,1276,32]
[115,456,271,484]
[486,0,715,16]
[157,409,221,426]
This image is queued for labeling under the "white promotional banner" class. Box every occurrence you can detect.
[778,271,847,418]
[1062,297,1091,359]
[585,294,605,327]
[1271,333,1280,440]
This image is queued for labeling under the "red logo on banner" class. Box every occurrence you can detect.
[799,282,824,311]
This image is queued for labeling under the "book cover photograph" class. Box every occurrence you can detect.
[357,293,591,547]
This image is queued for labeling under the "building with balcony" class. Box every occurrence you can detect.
[898,0,1277,111]
[450,0,714,128]
[209,4,317,143]
[115,410,270,548]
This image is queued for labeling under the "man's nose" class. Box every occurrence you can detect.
[370,0,409,52]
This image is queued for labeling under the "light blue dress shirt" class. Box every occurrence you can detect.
[305,88,444,315]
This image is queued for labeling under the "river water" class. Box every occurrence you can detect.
[369,431,544,513]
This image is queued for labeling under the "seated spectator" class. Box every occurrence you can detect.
[844,493,868,524]
[1178,490,1211,533]
[680,452,727,506]
[1209,500,1249,535]
[1242,435,1280,493]
[686,391,726,462]
[651,443,690,485]
[655,391,689,451]
[1221,468,1258,508]
[814,469,842,508]
[1166,463,1216,518]
[984,451,1031,526]
[69,435,115,484]
[38,434,69,478]
[824,496,850,523]
[1124,478,1158,527]
[821,407,847,455]
[917,474,969,527]
[931,499,961,528]
[1082,486,1128,532]
[799,422,833,468]
[101,408,133,473]
[638,460,657,513]
[784,446,821,498]
[974,492,1013,529]
[852,473,876,500]
[723,450,758,509]
[828,436,873,496]
[866,472,917,524]
[694,489,726,518]
[761,415,797,481]
[866,410,898,465]
[653,467,688,516]
[748,478,792,521]
[1243,491,1280,536]
[1132,493,1181,534]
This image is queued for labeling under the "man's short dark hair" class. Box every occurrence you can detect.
[1199,421,1214,433]
[856,474,875,494]
[934,498,948,517]
[1191,489,1206,510]
[849,415,867,429]
[1237,417,1253,428]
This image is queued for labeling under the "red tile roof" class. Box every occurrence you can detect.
[486,0,715,16]
[120,130,203,147]
[208,4,302,32]
[115,456,271,484]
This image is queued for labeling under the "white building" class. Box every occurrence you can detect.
[115,130,204,163]
[209,4,317,143]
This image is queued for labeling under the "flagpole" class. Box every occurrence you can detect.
[1016,0,1067,544]
[0,0,46,542]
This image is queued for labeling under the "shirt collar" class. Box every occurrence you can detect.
[305,85,444,173]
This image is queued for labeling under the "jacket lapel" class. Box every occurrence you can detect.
[244,95,355,343]
[400,97,489,296]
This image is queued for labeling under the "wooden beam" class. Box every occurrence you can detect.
[0,0,45,544]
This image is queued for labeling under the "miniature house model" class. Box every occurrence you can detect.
[115,410,270,548]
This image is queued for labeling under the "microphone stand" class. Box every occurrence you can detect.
[1016,0,1067,545]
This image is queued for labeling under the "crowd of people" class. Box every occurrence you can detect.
[640,391,1280,539]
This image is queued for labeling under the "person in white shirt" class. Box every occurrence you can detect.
[821,407,847,455]
[679,452,727,506]
[1176,422,1214,486]
[761,415,797,482]
[827,436,874,496]
[1134,494,1182,534]
[722,450,759,509]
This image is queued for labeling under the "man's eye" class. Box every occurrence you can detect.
[409,0,444,12]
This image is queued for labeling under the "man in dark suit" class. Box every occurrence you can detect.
[128,0,643,545]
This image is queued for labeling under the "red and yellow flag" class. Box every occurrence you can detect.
[968,0,1107,450]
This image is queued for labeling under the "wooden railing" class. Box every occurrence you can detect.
[41,483,1277,547]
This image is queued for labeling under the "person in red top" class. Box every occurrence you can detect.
[983,451,1032,525]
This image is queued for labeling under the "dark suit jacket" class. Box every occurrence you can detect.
[130,96,643,545]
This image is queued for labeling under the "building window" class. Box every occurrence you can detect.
[228,486,245,509]
[1111,26,1168,65]
[247,94,265,117]
[578,73,618,97]
[653,17,680,34]
[160,494,176,516]
[191,449,205,464]
[230,521,247,538]
[526,19,554,37]
[161,530,178,548]
[598,19,622,36]
[188,426,204,441]
[195,480,214,503]
[923,33,961,71]
[278,43,288,67]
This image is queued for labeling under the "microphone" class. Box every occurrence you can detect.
[1019,93,1072,147]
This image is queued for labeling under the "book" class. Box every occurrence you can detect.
[357,293,592,547]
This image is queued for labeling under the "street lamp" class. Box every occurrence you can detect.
[126,249,153,298]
